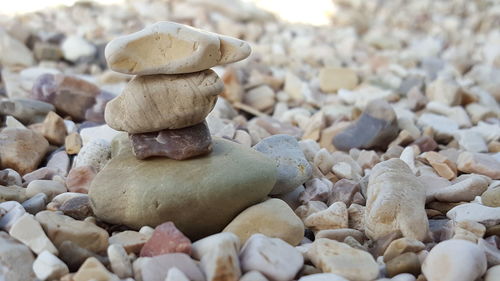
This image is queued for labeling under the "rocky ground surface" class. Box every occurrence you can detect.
[0,0,500,280]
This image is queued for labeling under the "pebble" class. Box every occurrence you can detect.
[35,210,109,253]
[130,121,212,160]
[108,244,133,278]
[416,113,459,140]
[482,188,500,207]
[447,203,500,226]
[457,151,500,179]
[22,193,48,214]
[425,76,461,106]
[59,195,94,220]
[32,250,69,281]
[319,67,359,93]
[58,240,109,272]
[26,180,67,201]
[140,221,191,257]
[46,150,70,176]
[0,232,37,281]
[365,159,428,241]
[328,178,360,206]
[333,99,399,151]
[65,132,83,154]
[244,85,276,111]
[61,35,96,62]
[383,238,426,262]
[455,129,488,153]
[73,139,111,172]
[0,27,35,67]
[386,252,421,277]
[0,185,28,203]
[0,168,22,186]
[485,265,500,281]
[419,151,457,180]
[66,166,97,193]
[109,230,150,255]
[299,178,331,204]
[165,267,190,281]
[304,201,348,231]
[90,138,276,240]
[0,128,49,175]
[315,228,365,243]
[433,174,489,202]
[42,111,67,145]
[308,238,379,281]
[223,198,304,246]
[240,234,303,281]
[9,213,58,255]
[0,201,26,231]
[138,253,205,281]
[422,239,486,281]
[254,134,312,195]
[105,21,251,75]
[73,257,118,281]
[79,124,120,146]
[191,232,241,281]
[31,73,102,121]
[0,98,54,124]
[298,273,349,281]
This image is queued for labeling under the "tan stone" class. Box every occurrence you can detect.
[304,202,348,231]
[109,230,150,255]
[319,67,359,93]
[105,21,251,75]
[307,239,378,281]
[9,214,58,255]
[42,111,67,145]
[35,211,109,253]
[223,198,304,246]
[0,128,49,175]
[105,70,222,133]
[243,85,275,112]
[73,257,118,281]
[419,151,457,180]
[319,122,351,152]
[457,151,500,180]
[453,220,486,242]
[385,252,421,277]
[383,238,425,262]
[65,132,82,155]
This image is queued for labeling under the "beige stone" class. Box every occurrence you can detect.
[223,198,304,246]
[42,111,67,145]
[73,257,118,281]
[347,203,365,231]
[307,239,378,281]
[319,67,358,93]
[365,159,428,241]
[108,230,150,255]
[9,213,58,255]
[304,202,348,231]
[105,21,251,75]
[457,151,500,180]
[0,128,49,175]
[26,180,67,201]
[105,70,222,133]
[383,238,425,262]
[35,211,109,253]
[65,132,82,155]
[453,220,485,242]
[425,76,462,106]
[419,151,457,180]
[243,85,275,111]
[433,174,489,202]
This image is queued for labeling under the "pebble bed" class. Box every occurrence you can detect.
[0,0,500,281]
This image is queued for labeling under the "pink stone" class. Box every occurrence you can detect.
[140,222,192,257]
[66,166,97,194]
[130,121,212,160]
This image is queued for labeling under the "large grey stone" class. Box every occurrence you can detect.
[253,134,312,195]
[89,137,277,240]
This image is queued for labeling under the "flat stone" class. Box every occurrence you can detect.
[333,99,399,151]
[46,150,70,176]
[223,198,304,246]
[66,166,97,194]
[319,67,358,93]
[33,250,69,281]
[482,188,500,207]
[383,238,426,262]
[365,159,428,241]
[22,167,58,184]
[240,234,303,281]
[422,239,486,281]
[58,240,109,272]
[105,21,251,75]
[254,134,312,195]
[307,238,379,281]
[42,111,67,145]
[59,195,94,220]
[386,252,421,277]
[425,76,462,106]
[90,138,276,240]
[73,257,117,281]
[0,201,26,231]
[107,244,133,279]
[447,203,500,226]
[109,230,150,255]
[130,121,212,160]
[315,229,365,243]
[9,213,58,255]
[35,210,109,253]
[416,113,459,140]
[328,178,360,206]
[457,151,500,180]
[433,174,489,202]
[253,116,303,139]
[105,70,221,133]
[191,233,241,281]
[0,128,49,175]
[0,185,28,203]
[419,151,457,180]
[140,221,191,257]
[26,180,67,201]
[138,253,205,281]
[22,193,48,214]
[304,201,348,231]
[32,73,102,121]
[0,98,54,124]
[0,232,37,281]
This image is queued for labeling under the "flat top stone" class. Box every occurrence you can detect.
[105,21,251,75]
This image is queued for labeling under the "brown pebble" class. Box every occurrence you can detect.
[65,132,83,155]
[59,196,94,220]
[140,221,191,257]
[66,166,97,194]
[386,252,421,277]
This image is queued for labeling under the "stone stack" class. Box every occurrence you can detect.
[104,21,251,160]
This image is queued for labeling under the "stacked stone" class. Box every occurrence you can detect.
[103,21,251,160]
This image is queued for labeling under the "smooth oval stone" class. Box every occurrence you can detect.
[105,70,222,134]
[130,121,212,160]
[89,137,277,240]
[105,21,251,75]
[0,128,49,175]
[333,99,399,151]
